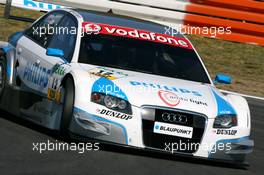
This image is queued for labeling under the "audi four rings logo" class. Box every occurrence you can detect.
[161,113,187,123]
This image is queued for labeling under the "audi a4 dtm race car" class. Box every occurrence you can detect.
[0,8,253,164]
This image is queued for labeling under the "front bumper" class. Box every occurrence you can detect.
[69,106,253,163]
[209,137,254,162]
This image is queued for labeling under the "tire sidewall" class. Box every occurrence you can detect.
[60,77,75,136]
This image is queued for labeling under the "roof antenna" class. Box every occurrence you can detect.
[108,9,113,14]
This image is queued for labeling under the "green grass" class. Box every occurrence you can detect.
[0,5,43,41]
[188,35,264,97]
[0,6,263,97]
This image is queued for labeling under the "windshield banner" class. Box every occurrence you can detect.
[82,22,193,50]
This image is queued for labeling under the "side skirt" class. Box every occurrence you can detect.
[0,85,62,130]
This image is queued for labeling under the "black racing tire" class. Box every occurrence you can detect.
[0,52,7,97]
[60,77,75,137]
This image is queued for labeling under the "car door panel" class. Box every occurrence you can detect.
[16,12,66,94]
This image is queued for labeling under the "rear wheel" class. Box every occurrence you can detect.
[0,52,7,97]
[60,77,75,137]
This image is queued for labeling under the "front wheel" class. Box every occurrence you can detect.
[60,77,75,137]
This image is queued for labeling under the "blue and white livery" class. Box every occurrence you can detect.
[0,8,253,164]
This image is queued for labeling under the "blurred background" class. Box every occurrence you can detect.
[0,0,263,97]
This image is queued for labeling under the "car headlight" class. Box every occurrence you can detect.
[91,92,132,114]
[213,115,237,128]
[104,95,119,108]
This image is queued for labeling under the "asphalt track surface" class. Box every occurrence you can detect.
[0,98,263,175]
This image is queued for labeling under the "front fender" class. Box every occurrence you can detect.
[64,67,105,109]
[60,67,92,104]
[226,94,251,131]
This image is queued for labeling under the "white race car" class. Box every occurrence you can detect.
[0,8,253,164]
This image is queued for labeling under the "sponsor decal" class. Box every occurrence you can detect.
[22,0,63,11]
[47,88,61,103]
[158,90,180,107]
[51,77,59,90]
[47,77,62,103]
[83,23,102,34]
[89,67,128,80]
[154,121,193,138]
[189,98,207,106]
[23,62,51,88]
[130,81,202,96]
[82,22,193,50]
[47,88,55,100]
[215,129,237,136]
[96,109,132,120]
[169,96,207,106]
[75,107,129,144]
[52,64,66,76]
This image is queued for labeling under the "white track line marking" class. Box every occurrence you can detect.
[220,90,264,101]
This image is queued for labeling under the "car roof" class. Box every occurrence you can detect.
[72,9,184,38]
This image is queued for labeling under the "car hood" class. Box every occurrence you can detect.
[79,64,236,119]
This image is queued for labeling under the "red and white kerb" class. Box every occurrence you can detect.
[82,22,193,50]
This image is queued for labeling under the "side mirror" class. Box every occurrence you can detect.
[46,48,64,58]
[214,74,232,84]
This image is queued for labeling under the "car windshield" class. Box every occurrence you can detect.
[79,34,211,83]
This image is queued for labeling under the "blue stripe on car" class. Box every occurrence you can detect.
[92,77,128,101]
[9,32,23,47]
[211,88,237,116]
[2,44,12,53]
